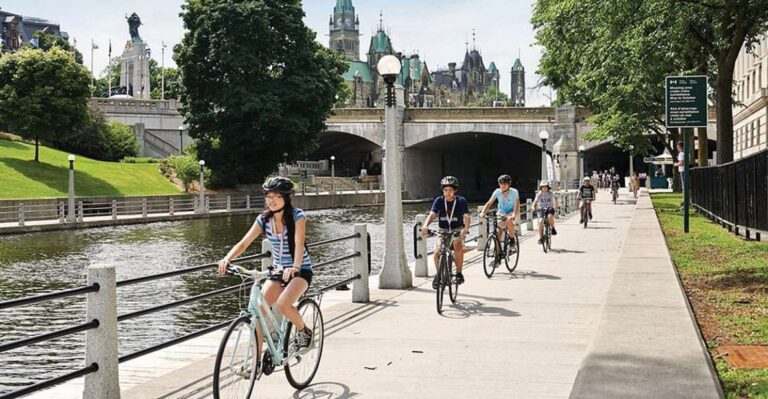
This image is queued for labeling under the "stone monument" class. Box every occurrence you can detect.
[119,13,151,99]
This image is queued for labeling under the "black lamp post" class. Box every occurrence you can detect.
[538,130,550,185]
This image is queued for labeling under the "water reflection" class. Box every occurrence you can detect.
[0,203,437,393]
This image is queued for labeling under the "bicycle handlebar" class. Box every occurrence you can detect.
[226,264,273,279]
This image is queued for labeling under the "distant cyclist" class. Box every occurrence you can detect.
[421,176,471,288]
[578,176,596,223]
[532,180,558,244]
[479,174,521,253]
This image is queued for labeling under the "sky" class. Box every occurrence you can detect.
[1,0,551,106]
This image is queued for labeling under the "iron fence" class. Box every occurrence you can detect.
[691,149,768,236]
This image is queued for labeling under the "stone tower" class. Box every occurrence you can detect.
[510,58,525,107]
[329,0,360,61]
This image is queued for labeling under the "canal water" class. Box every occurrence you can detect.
[0,203,480,393]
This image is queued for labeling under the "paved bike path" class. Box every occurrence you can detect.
[40,189,721,398]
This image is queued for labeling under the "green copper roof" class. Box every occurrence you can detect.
[335,0,354,11]
[342,61,373,83]
[371,30,392,53]
[396,57,409,85]
[488,62,498,73]
[512,58,523,70]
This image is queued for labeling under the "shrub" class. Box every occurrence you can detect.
[122,157,159,164]
[52,108,138,161]
[172,155,209,192]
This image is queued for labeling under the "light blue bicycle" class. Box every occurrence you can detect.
[213,264,324,398]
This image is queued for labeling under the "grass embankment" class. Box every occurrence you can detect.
[0,138,180,199]
[652,193,768,398]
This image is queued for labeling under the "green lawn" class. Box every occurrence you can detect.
[652,193,768,399]
[0,139,181,199]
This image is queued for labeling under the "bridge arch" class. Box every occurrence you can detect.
[309,130,383,177]
[404,131,544,200]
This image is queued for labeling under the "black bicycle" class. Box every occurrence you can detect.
[428,229,461,314]
[539,210,553,253]
[482,211,520,277]
[580,198,593,228]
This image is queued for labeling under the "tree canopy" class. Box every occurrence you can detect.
[175,0,346,186]
[0,48,92,161]
[532,0,768,163]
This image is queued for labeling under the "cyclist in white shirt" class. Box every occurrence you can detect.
[532,180,559,244]
[479,174,521,255]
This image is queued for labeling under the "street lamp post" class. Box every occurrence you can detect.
[178,125,185,155]
[161,41,167,100]
[282,152,289,177]
[330,155,336,193]
[377,54,411,289]
[67,155,76,223]
[578,145,585,181]
[628,144,635,177]
[539,130,550,187]
[198,160,206,213]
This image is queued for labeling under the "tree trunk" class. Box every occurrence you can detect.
[34,137,39,162]
[697,127,708,166]
[714,73,734,164]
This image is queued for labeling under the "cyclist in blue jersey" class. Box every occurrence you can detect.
[217,177,314,351]
[421,176,471,288]
[533,180,559,244]
[479,174,520,252]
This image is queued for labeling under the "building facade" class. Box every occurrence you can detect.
[331,0,512,108]
[510,58,525,107]
[733,31,768,160]
[0,10,69,53]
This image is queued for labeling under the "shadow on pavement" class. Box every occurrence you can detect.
[294,381,359,399]
[548,248,586,254]
[411,287,513,302]
[499,270,562,280]
[440,299,522,319]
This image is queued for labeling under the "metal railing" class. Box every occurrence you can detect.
[691,148,768,239]
[0,194,265,226]
[0,224,371,398]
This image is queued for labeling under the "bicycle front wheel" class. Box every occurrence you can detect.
[504,232,520,272]
[542,225,549,253]
[448,254,458,303]
[482,236,498,278]
[284,298,325,389]
[436,254,448,314]
[213,316,259,399]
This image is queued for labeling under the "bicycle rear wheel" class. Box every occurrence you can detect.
[448,254,458,303]
[504,232,520,272]
[436,254,448,314]
[213,316,259,399]
[482,236,498,278]
[284,298,324,389]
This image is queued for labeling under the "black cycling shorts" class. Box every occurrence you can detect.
[268,269,313,287]
[537,207,555,218]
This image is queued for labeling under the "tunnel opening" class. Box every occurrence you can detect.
[307,131,382,177]
[404,132,542,201]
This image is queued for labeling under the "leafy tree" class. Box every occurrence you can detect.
[31,31,84,64]
[176,0,347,186]
[150,65,181,100]
[479,87,510,107]
[532,0,768,164]
[0,48,91,161]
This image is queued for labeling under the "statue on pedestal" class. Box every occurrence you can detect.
[126,13,142,42]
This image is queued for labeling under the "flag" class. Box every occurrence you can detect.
[91,39,98,50]
[29,38,39,48]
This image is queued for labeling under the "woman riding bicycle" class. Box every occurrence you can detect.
[217,177,314,351]
[533,180,558,244]
[479,174,520,251]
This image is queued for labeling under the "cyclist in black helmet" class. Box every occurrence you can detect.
[217,177,315,352]
[421,176,471,287]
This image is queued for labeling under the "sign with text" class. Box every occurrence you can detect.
[665,76,708,128]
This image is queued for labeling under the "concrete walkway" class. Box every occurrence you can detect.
[33,189,722,398]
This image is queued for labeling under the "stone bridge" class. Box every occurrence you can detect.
[322,106,598,199]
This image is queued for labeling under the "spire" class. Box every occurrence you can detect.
[378,10,384,31]
[472,28,476,51]
[335,0,354,11]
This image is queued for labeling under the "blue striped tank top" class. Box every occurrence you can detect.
[256,208,312,270]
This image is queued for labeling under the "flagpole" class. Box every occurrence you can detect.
[90,39,96,90]
[161,41,166,100]
[108,40,113,97]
